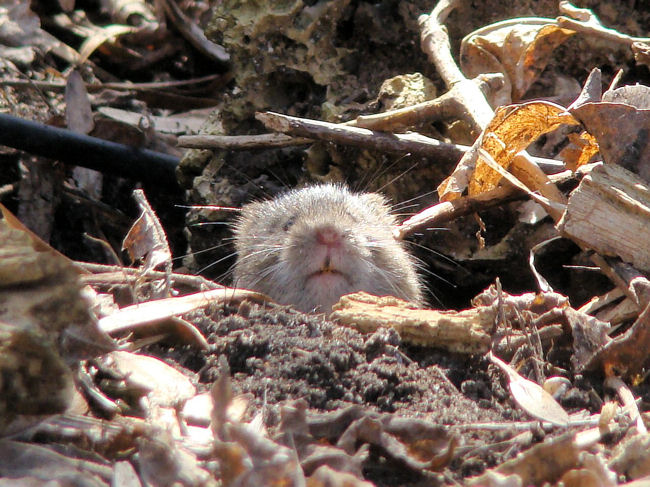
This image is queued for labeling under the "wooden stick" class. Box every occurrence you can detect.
[396,168,582,239]
[0,73,225,93]
[178,133,313,150]
[180,116,565,173]
[556,1,650,46]
[353,75,503,134]
[255,111,466,164]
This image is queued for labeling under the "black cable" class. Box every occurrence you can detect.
[0,113,180,187]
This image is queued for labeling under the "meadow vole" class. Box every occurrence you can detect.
[232,184,423,313]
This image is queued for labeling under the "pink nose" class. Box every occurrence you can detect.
[315,227,341,247]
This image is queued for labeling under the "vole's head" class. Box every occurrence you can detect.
[232,184,422,313]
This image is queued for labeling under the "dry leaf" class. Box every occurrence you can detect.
[562,307,611,373]
[182,392,213,427]
[78,24,137,64]
[66,69,103,199]
[582,301,650,379]
[65,70,94,134]
[461,18,575,105]
[605,376,647,435]
[0,206,117,428]
[336,413,455,472]
[122,189,172,274]
[0,440,111,486]
[472,284,569,315]
[560,451,617,487]
[609,433,650,480]
[568,67,603,109]
[99,351,196,408]
[468,101,579,196]
[0,323,75,425]
[468,432,580,486]
[278,401,367,478]
[0,2,64,58]
[97,106,206,134]
[571,84,650,181]
[210,372,304,487]
[559,131,600,171]
[437,101,575,212]
[489,353,569,426]
[220,422,305,486]
[138,433,212,487]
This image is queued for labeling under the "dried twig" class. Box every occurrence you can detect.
[396,167,584,239]
[181,114,564,173]
[98,287,272,334]
[605,376,647,435]
[419,0,494,127]
[77,262,223,290]
[557,1,650,46]
[0,73,225,93]
[557,16,650,45]
[255,111,466,165]
[353,74,504,133]
[158,0,230,63]
[178,133,313,150]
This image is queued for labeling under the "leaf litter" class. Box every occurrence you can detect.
[1,1,650,486]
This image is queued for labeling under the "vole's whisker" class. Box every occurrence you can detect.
[407,240,467,273]
[176,204,241,212]
[356,152,410,192]
[190,221,234,227]
[391,205,420,215]
[265,166,293,191]
[374,161,419,194]
[413,261,455,287]
[176,242,233,261]
[197,251,239,274]
[215,264,237,285]
[391,189,439,211]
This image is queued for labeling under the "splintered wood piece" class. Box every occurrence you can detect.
[330,292,495,354]
[556,163,650,272]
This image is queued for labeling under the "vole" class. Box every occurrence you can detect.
[232,184,423,313]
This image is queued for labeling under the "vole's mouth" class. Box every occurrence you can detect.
[307,265,351,285]
[308,268,343,278]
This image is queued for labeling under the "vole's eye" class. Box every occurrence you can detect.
[282,216,296,231]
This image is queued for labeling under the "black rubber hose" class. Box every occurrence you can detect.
[0,113,180,187]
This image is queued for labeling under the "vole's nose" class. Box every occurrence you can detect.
[315,226,342,248]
